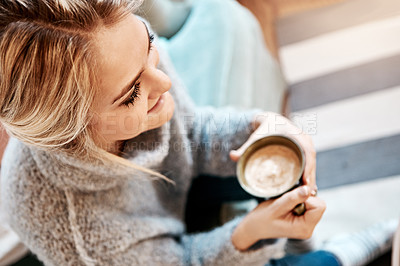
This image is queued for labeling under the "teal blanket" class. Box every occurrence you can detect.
[160,0,286,112]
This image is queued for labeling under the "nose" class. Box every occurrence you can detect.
[146,68,171,99]
[147,48,172,99]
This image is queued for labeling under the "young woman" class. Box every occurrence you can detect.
[0,1,394,265]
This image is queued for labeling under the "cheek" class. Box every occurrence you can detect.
[122,113,142,134]
[96,108,147,141]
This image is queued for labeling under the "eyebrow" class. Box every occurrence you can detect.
[112,21,151,104]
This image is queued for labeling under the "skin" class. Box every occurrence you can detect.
[91,14,175,154]
[0,124,9,164]
[90,14,325,251]
[231,185,326,250]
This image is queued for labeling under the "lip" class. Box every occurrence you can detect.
[147,93,166,114]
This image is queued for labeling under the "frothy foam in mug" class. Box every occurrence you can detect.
[244,145,301,196]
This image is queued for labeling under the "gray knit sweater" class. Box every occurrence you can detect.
[1,46,286,265]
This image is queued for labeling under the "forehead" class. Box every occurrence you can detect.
[92,14,147,107]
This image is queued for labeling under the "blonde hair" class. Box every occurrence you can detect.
[0,0,169,179]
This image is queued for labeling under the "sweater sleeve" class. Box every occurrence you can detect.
[181,217,286,265]
[75,215,286,266]
[132,217,286,266]
[55,188,286,266]
[188,106,261,177]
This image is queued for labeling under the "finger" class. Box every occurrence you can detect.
[229,136,259,162]
[272,186,310,215]
[229,150,241,162]
[304,196,326,210]
[302,150,317,191]
[303,166,317,194]
[303,197,326,223]
[310,185,318,197]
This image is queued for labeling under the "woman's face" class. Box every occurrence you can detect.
[91,14,174,152]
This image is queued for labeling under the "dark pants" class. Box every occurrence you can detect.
[267,250,341,266]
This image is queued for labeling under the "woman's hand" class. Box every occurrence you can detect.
[229,112,318,194]
[231,186,326,251]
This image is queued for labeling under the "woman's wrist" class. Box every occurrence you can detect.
[231,216,259,251]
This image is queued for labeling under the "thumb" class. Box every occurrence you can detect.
[272,186,310,215]
[229,150,242,162]
[229,137,258,162]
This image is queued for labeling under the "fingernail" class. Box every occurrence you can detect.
[311,187,318,196]
[299,186,309,197]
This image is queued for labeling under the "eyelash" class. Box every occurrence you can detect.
[149,33,155,44]
[121,33,154,107]
[123,82,141,107]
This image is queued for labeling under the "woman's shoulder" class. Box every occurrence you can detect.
[0,139,82,265]
[1,138,38,185]
[2,137,125,194]
[1,138,67,227]
[0,138,70,207]
[1,138,56,199]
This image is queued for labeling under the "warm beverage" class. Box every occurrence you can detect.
[244,144,301,197]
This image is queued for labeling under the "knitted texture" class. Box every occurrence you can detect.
[1,45,286,266]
